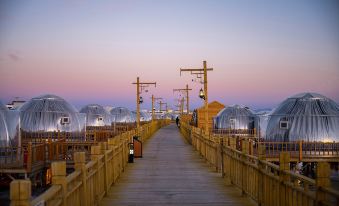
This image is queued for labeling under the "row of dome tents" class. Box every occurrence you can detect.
[212,92,339,142]
[0,94,153,147]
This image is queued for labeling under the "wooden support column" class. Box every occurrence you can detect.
[51,161,67,206]
[74,152,88,206]
[279,152,290,206]
[10,180,31,206]
[316,162,330,204]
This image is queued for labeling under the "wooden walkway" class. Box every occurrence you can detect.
[100,124,255,206]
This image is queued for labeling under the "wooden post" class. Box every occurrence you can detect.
[241,139,249,196]
[27,142,32,173]
[74,152,88,206]
[10,180,31,206]
[51,161,67,206]
[220,138,224,176]
[229,138,236,150]
[136,77,140,132]
[151,95,155,122]
[316,162,330,204]
[258,144,266,206]
[279,152,290,206]
[91,146,101,203]
[100,142,109,195]
[248,140,253,156]
[203,60,209,135]
[242,139,249,154]
[107,141,116,184]
[299,140,303,162]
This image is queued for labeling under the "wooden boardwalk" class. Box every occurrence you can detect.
[100,124,255,206]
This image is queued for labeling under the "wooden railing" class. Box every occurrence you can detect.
[9,119,170,206]
[1,120,169,173]
[180,121,339,206]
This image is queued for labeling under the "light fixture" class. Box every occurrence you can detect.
[199,88,205,100]
[139,96,144,104]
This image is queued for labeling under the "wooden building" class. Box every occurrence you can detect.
[196,101,225,132]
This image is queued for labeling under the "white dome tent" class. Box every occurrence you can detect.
[132,110,152,122]
[254,109,272,138]
[213,105,258,135]
[0,102,9,146]
[19,94,86,135]
[266,92,339,142]
[110,107,136,123]
[80,104,113,126]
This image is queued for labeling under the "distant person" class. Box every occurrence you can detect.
[176,116,180,127]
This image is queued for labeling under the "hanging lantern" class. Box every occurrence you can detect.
[199,88,205,100]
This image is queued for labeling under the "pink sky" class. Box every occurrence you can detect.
[1,1,338,110]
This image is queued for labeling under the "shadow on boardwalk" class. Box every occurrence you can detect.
[100,124,255,206]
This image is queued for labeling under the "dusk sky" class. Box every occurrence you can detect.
[0,0,338,111]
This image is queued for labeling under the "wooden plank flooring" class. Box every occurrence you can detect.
[100,124,255,206]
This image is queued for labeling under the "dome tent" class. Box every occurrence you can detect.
[0,101,7,111]
[213,105,258,131]
[0,102,9,146]
[0,102,20,147]
[132,110,152,122]
[110,107,135,123]
[254,109,272,138]
[266,92,339,142]
[19,94,86,133]
[80,104,113,126]
[104,106,114,113]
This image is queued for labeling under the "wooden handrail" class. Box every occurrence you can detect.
[180,121,339,205]
[10,119,170,206]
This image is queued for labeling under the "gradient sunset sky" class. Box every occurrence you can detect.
[0,0,338,111]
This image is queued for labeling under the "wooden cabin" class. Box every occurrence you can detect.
[196,101,225,132]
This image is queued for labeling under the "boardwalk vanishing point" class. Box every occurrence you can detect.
[100,124,255,206]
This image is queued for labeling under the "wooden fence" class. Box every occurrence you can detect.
[1,120,167,173]
[10,120,170,206]
[180,121,339,206]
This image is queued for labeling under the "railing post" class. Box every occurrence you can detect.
[316,162,330,204]
[258,144,266,206]
[241,139,249,196]
[279,152,290,206]
[51,161,67,206]
[91,145,102,203]
[27,142,32,173]
[299,140,303,162]
[100,142,109,195]
[10,180,31,206]
[107,140,116,184]
[230,137,236,150]
[74,152,88,206]
[220,138,224,176]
